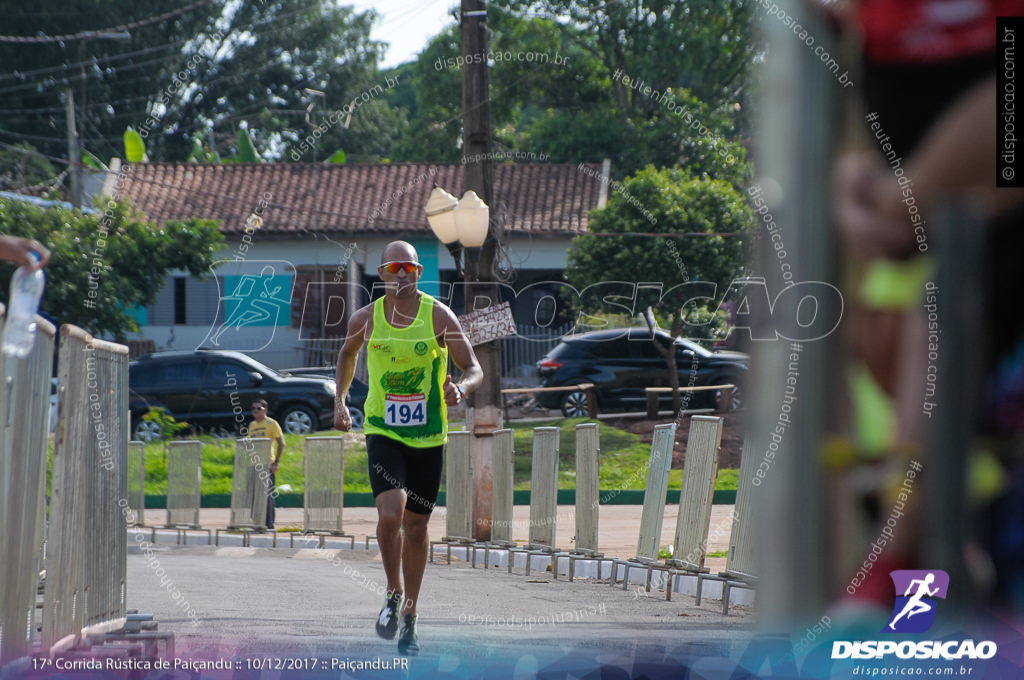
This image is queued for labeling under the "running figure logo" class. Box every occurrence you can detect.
[198,261,293,352]
[883,570,949,633]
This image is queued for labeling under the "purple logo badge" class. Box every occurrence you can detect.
[883,570,949,634]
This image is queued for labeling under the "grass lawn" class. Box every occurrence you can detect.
[126,418,739,496]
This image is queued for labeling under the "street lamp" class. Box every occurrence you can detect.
[454,190,489,247]
[425,186,462,276]
[425,187,490,277]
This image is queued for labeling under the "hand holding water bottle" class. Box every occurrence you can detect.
[0,237,49,358]
[0,236,49,269]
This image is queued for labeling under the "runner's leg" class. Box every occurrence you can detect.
[401,511,429,616]
[399,443,444,617]
[368,435,410,596]
[377,489,406,595]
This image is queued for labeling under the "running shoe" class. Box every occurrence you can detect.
[375,591,402,639]
[397,614,419,656]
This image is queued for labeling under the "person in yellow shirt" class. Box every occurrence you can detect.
[248,399,285,529]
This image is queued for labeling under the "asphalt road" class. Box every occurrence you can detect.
[124,541,755,678]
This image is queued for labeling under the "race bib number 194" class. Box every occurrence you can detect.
[384,393,426,427]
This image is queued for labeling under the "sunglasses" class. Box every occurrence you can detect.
[379,261,422,274]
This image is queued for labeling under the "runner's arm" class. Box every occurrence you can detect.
[435,306,483,401]
[335,305,371,411]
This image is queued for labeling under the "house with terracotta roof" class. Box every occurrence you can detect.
[110,160,608,369]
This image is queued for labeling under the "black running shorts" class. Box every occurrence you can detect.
[366,434,444,515]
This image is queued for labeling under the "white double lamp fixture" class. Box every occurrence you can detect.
[424,186,490,279]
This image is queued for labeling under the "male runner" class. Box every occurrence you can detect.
[334,241,482,655]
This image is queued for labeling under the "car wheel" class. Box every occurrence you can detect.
[717,380,743,411]
[348,406,365,431]
[132,418,162,443]
[560,390,589,418]
[281,405,316,435]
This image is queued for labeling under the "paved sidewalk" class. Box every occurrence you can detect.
[160,504,736,571]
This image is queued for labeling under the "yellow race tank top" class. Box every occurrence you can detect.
[364,293,449,447]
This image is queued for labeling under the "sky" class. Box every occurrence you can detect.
[344,0,458,68]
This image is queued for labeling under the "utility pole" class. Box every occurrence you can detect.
[461,0,500,541]
[65,88,82,208]
[68,32,130,208]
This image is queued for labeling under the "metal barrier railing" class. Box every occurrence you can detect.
[441,431,472,542]
[229,438,272,529]
[573,423,601,556]
[608,422,677,591]
[490,429,515,545]
[527,427,559,550]
[0,310,56,664]
[303,436,345,533]
[127,441,145,526]
[634,423,676,562]
[668,416,723,572]
[44,325,129,653]
[166,441,202,528]
[724,426,760,582]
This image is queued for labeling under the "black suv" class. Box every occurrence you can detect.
[536,328,749,417]
[278,365,368,430]
[129,350,341,441]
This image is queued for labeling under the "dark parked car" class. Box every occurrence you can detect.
[129,350,343,442]
[536,328,749,417]
[279,366,368,430]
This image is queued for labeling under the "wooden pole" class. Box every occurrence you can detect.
[461,0,500,541]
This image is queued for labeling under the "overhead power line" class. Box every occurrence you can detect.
[0,39,185,83]
[0,0,329,99]
[0,0,213,43]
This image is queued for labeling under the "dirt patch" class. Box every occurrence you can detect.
[601,412,744,469]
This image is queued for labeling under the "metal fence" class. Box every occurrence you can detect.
[574,423,601,555]
[490,429,515,545]
[127,441,145,526]
[499,324,571,381]
[0,311,56,664]
[303,436,345,533]
[44,325,129,653]
[166,441,202,528]
[669,416,723,572]
[528,427,560,549]
[229,438,272,529]
[291,324,570,384]
[298,338,368,383]
[635,423,677,562]
[299,338,344,371]
[441,432,472,542]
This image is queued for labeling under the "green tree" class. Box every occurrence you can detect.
[487,0,756,178]
[565,166,754,411]
[0,195,223,339]
[0,0,389,163]
[0,143,59,190]
[390,9,609,162]
[503,0,756,112]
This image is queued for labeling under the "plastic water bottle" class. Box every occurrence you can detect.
[2,253,45,358]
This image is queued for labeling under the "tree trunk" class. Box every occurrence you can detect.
[644,307,682,414]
